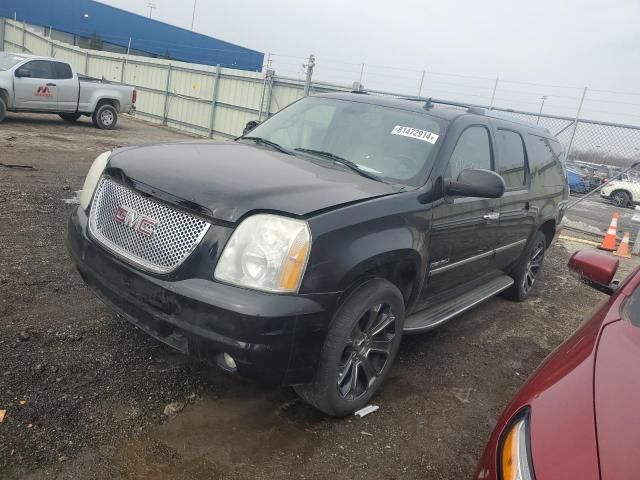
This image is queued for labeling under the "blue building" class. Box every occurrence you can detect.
[0,0,264,71]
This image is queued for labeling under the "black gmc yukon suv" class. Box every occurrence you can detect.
[68,93,568,416]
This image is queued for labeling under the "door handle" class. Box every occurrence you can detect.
[46,83,56,86]
[483,211,500,221]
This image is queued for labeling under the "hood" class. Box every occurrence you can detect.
[107,141,398,223]
[593,319,640,480]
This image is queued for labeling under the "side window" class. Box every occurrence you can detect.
[53,62,73,79]
[448,126,492,179]
[21,60,54,79]
[496,129,527,188]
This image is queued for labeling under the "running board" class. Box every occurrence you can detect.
[403,275,514,334]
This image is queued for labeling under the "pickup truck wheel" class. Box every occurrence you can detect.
[294,278,404,416]
[503,231,546,302]
[0,97,6,123]
[93,104,118,130]
[611,190,631,207]
[59,113,81,123]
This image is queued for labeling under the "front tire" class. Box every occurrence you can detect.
[0,97,6,123]
[59,112,82,123]
[503,231,546,302]
[294,278,405,416]
[611,190,631,208]
[92,104,118,130]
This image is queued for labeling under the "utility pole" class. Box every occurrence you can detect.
[147,2,157,18]
[190,0,197,30]
[536,95,547,124]
[303,54,315,97]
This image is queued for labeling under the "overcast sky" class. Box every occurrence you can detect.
[99,0,640,125]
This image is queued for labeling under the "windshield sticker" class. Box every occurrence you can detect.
[391,125,439,144]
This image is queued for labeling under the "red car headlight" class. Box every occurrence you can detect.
[499,408,535,480]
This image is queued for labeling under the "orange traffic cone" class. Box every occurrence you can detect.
[599,212,619,251]
[614,232,632,258]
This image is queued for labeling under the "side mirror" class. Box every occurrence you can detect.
[445,169,505,198]
[243,120,260,135]
[568,249,619,295]
[15,67,31,78]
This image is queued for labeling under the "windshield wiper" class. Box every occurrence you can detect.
[294,148,383,182]
[240,136,293,155]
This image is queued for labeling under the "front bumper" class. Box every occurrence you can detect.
[67,207,337,384]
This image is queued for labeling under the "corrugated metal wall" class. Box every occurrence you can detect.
[0,19,315,138]
[0,0,263,70]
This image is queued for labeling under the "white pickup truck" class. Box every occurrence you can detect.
[0,52,136,129]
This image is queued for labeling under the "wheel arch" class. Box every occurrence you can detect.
[336,249,422,309]
[538,219,556,249]
[94,97,120,112]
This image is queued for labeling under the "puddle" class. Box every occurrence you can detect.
[109,385,326,479]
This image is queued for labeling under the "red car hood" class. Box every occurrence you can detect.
[475,265,640,480]
[593,318,640,480]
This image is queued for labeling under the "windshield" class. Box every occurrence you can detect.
[245,96,445,187]
[0,53,26,71]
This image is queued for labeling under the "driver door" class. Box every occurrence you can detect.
[418,124,501,305]
[13,60,58,111]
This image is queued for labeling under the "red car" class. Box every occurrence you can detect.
[474,249,640,480]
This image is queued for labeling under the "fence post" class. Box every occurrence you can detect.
[208,64,221,138]
[489,77,499,109]
[0,18,5,51]
[48,26,53,57]
[121,38,131,84]
[84,51,89,75]
[418,70,425,97]
[264,69,275,119]
[563,87,587,163]
[21,20,26,52]
[303,54,315,97]
[162,65,172,126]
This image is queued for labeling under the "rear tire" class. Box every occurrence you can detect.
[503,231,546,302]
[294,278,405,416]
[611,190,631,208]
[92,104,118,130]
[59,112,81,123]
[0,97,6,123]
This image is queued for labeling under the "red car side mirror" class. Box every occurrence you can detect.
[568,250,619,295]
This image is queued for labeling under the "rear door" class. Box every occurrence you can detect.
[53,62,79,112]
[13,60,58,111]
[494,128,535,268]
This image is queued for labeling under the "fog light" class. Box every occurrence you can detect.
[223,352,237,370]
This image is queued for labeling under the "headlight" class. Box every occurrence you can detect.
[499,410,534,480]
[78,151,111,210]
[214,214,311,293]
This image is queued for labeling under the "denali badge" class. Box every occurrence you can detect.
[114,206,158,237]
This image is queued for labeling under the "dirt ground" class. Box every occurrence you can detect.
[0,112,635,480]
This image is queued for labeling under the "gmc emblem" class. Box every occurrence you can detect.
[114,206,159,237]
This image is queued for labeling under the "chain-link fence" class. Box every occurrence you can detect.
[3,17,640,193]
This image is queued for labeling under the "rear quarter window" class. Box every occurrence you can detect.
[53,62,73,79]
[525,134,566,186]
